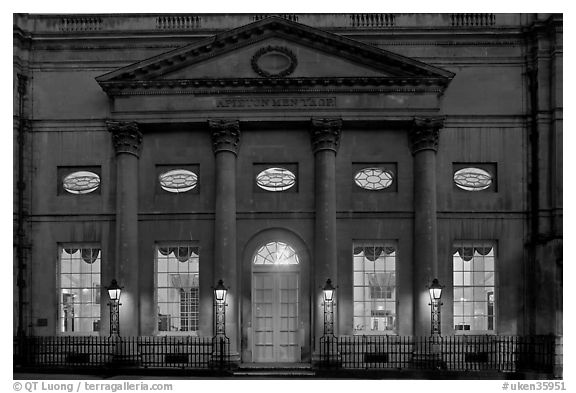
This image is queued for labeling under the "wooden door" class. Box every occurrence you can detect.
[253,272,299,362]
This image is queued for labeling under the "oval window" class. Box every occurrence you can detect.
[251,46,297,77]
[159,169,198,193]
[258,52,292,74]
[453,168,492,191]
[62,171,100,194]
[354,168,394,190]
[256,167,296,192]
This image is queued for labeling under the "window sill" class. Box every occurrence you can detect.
[352,331,397,336]
[58,332,101,336]
[156,331,200,336]
[453,331,496,335]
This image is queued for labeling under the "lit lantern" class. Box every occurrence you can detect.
[106,279,122,302]
[214,279,228,304]
[428,278,443,302]
[323,279,336,302]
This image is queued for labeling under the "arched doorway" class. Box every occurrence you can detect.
[242,229,311,364]
[252,241,300,362]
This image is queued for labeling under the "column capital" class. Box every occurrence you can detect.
[209,119,241,155]
[107,121,143,157]
[408,116,444,155]
[310,118,342,154]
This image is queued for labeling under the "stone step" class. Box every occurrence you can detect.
[233,370,316,377]
[234,363,315,377]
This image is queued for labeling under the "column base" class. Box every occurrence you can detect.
[110,340,142,368]
[314,336,341,367]
[411,341,446,370]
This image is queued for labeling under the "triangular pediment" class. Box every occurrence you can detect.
[96,17,454,95]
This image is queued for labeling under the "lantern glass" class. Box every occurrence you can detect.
[428,278,443,301]
[107,279,122,301]
[214,280,228,304]
[323,279,335,302]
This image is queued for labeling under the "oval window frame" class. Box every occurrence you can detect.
[62,171,101,194]
[159,169,198,193]
[453,167,493,191]
[251,46,297,78]
[256,167,296,192]
[353,167,394,191]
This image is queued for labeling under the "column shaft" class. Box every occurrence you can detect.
[314,150,337,285]
[310,118,341,348]
[409,117,442,337]
[413,149,438,277]
[108,121,142,337]
[209,119,240,357]
[214,151,237,282]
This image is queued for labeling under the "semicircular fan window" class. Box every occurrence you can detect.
[253,241,299,265]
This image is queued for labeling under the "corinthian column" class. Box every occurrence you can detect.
[310,118,341,348]
[409,116,443,336]
[108,120,142,336]
[209,119,240,358]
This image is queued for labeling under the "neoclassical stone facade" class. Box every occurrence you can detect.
[13,13,562,371]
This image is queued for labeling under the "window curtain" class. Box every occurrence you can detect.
[368,272,394,287]
[453,246,493,261]
[353,246,396,261]
[159,247,199,262]
[169,274,199,289]
[81,249,100,264]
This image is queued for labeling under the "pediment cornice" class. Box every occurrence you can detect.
[98,76,450,96]
[96,17,454,96]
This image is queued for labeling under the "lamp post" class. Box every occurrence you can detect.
[319,279,337,367]
[428,278,444,337]
[106,279,122,338]
[322,279,336,336]
[213,279,229,369]
[213,279,228,337]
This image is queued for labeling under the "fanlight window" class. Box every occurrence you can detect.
[63,171,100,194]
[253,241,299,265]
[354,168,394,190]
[256,167,296,192]
[453,168,492,191]
[159,169,198,193]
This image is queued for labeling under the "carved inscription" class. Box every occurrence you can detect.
[215,97,336,109]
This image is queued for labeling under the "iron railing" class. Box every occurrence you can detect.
[320,335,554,373]
[14,336,230,370]
[14,335,554,373]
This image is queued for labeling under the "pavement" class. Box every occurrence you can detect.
[12,366,556,380]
